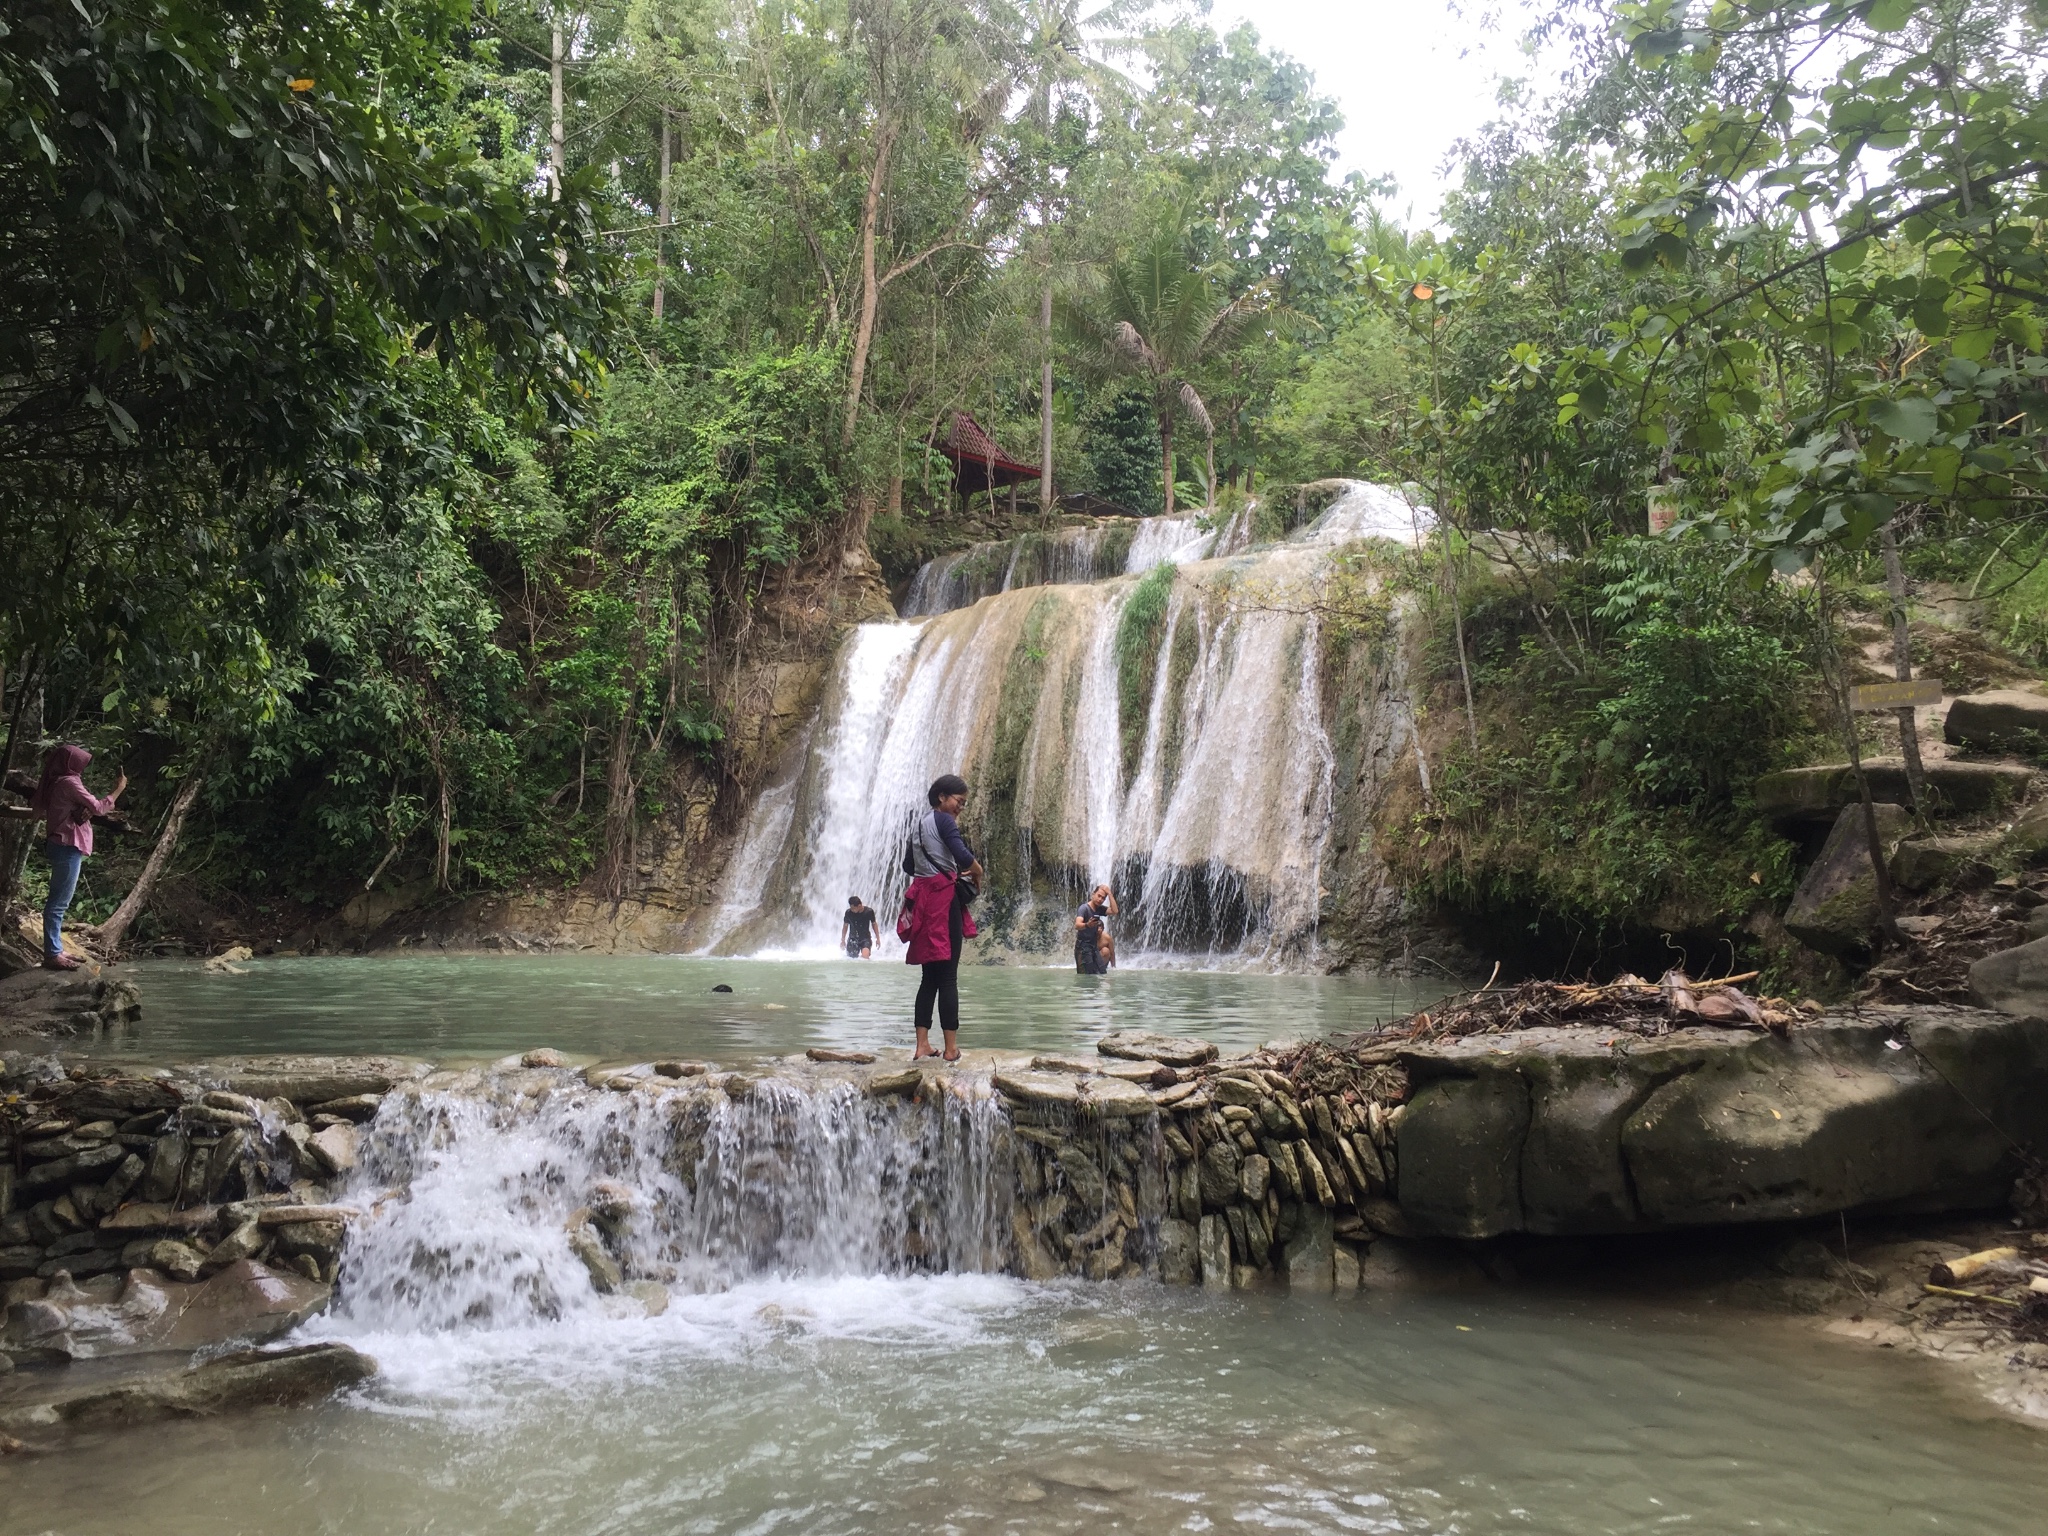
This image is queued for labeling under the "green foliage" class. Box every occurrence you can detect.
[1381,539,1821,940]
[1557,0,2048,575]
[1587,541,1807,806]
[0,0,615,821]
[1083,387,1161,513]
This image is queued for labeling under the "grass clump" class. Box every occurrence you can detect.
[1115,563,1176,775]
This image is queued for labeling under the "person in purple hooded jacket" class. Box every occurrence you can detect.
[29,744,125,969]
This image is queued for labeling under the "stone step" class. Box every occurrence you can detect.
[1944,689,2048,753]
[1755,757,2033,826]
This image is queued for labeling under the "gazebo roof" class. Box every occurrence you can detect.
[936,411,1041,495]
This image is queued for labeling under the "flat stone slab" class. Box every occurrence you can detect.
[1095,1031,1218,1067]
[1388,1006,2048,1239]
[1030,1054,1174,1085]
[993,1069,1156,1117]
[1945,689,2048,752]
[176,1054,431,1104]
[1755,758,2032,825]
[0,1342,373,1431]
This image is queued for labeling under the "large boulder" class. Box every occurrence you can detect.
[1783,803,1911,955]
[1755,758,2032,827]
[1391,1006,2048,1239]
[1944,689,2048,753]
[1969,936,2048,1018]
[1890,831,2000,891]
[3,1259,328,1359]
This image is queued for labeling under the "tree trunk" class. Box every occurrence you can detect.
[1816,562,1901,943]
[435,771,452,891]
[0,673,44,913]
[842,115,899,444]
[550,14,567,199]
[652,106,672,319]
[1206,434,1216,511]
[1040,277,1055,516]
[1442,525,1480,752]
[1161,411,1175,517]
[1879,517,1928,818]
[601,708,638,902]
[96,771,204,956]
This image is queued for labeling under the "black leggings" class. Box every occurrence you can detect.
[915,959,960,1033]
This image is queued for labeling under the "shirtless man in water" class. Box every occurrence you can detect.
[841,896,877,959]
[1075,884,1117,974]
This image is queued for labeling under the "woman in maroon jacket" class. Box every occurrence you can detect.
[901,774,983,1062]
[29,744,125,969]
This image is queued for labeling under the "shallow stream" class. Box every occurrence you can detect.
[12,955,2048,1531]
[6,1278,2046,1533]
[85,953,1443,1063]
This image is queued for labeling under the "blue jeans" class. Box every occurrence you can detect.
[43,843,84,959]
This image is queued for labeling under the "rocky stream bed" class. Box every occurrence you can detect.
[8,985,2048,1453]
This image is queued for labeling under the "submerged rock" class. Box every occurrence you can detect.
[0,1342,375,1431]
[1284,1206,1334,1293]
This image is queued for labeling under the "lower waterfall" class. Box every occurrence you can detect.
[705,481,1428,966]
[327,1070,1019,1334]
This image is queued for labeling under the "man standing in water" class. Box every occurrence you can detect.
[840,896,877,959]
[902,774,982,1062]
[1074,884,1117,975]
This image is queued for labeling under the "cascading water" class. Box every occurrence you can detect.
[707,481,1427,967]
[328,1069,1016,1335]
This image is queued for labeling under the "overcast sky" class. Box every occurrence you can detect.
[1198,0,1557,225]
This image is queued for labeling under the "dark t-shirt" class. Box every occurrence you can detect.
[844,907,877,946]
[1075,902,1105,935]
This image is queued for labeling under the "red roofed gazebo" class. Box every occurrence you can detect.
[935,411,1040,508]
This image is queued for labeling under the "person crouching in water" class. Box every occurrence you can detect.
[841,895,877,959]
[1074,884,1117,975]
[901,774,982,1062]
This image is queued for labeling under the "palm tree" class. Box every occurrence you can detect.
[1073,220,1265,516]
[1019,0,1140,515]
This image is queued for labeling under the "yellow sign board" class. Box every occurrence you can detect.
[1849,678,1943,711]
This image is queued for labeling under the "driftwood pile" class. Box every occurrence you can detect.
[1917,1240,2048,1345]
[1354,970,1816,1046]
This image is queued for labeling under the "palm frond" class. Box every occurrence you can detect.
[1113,320,1161,372]
[1177,381,1213,437]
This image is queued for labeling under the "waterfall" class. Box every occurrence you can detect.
[330,1071,1014,1334]
[1123,515,1214,571]
[708,482,1425,966]
[900,525,1121,616]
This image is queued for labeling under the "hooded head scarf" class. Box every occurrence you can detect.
[33,744,92,822]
